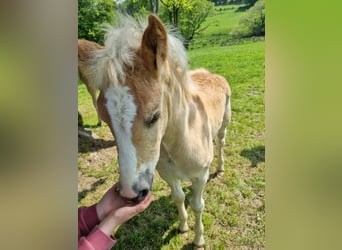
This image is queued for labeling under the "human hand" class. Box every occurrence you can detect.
[96,183,127,221]
[98,192,153,236]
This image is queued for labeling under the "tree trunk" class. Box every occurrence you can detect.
[150,0,159,14]
[173,7,179,28]
[156,0,159,15]
[150,0,154,13]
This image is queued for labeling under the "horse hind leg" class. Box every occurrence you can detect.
[216,96,231,174]
[190,171,209,247]
[86,85,102,126]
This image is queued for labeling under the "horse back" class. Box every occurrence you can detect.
[190,69,231,134]
[78,39,104,87]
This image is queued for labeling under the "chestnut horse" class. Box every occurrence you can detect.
[82,15,231,247]
[78,39,104,126]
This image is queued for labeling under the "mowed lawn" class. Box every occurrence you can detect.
[78,38,265,249]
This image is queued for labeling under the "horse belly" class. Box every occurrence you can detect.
[157,142,213,181]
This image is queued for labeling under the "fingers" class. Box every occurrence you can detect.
[107,182,120,195]
[98,193,154,235]
[119,193,153,218]
[135,193,153,212]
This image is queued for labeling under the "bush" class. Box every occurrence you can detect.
[179,0,215,48]
[230,0,265,38]
[78,0,115,44]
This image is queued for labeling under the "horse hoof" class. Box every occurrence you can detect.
[193,237,205,249]
[178,228,189,234]
[216,170,224,177]
[193,244,205,250]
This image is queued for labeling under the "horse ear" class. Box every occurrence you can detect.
[140,14,168,78]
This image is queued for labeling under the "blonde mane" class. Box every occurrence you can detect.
[87,15,191,92]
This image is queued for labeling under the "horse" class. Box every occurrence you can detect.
[83,14,231,247]
[78,39,104,126]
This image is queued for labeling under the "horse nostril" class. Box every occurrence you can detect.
[128,189,149,204]
[139,189,149,199]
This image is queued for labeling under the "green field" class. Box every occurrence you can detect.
[78,6,265,249]
[190,5,262,49]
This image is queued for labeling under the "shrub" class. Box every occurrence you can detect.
[230,0,265,38]
[78,0,115,44]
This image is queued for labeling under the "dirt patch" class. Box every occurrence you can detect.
[78,126,117,194]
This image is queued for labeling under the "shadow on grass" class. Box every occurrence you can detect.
[240,145,265,168]
[113,187,195,249]
[181,243,196,250]
[78,126,116,153]
[78,178,106,202]
[208,170,225,182]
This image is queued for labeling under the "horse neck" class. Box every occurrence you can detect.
[162,71,193,146]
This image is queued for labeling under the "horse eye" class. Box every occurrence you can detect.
[145,110,160,127]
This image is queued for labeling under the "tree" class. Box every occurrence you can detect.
[150,0,160,14]
[160,0,192,28]
[242,0,258,7]
[120,0,148,16]
[179,0,215,48]
[118,0,159,16]
[231,0,265,38]
[209,0,228,6]
[78,0,115,44]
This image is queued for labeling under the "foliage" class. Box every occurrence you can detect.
[242,0,258,6]
[160,0,192,27]
[209,0,229,6]
[161,0,192,11]
[190,5,248,49]
[119,0,160,15]
[179,0,215,48]
[210,0,257,6]
[150,0,160,14]
[230,0,265,38]
[78,0,115,44]
[119,0,150,17]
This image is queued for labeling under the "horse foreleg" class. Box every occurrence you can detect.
[170,180,189,233]
[157,158,189,232]
[190,172,209,247]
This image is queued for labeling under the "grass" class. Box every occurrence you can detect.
[78,6,264,250]
[190,5,259,49]
[78,81,98,125]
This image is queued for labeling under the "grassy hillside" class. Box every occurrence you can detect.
[78,6,265,249]
[190,5,264,49]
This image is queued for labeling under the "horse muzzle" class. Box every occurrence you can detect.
[118,171,153,203]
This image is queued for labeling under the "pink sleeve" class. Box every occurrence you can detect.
[78,205,116,250]
[78,204,100,239]
[78,226,116,250]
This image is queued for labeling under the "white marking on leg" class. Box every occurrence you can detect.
[190,173,209,247]
[171,180,189,232]
[216,127,226,173]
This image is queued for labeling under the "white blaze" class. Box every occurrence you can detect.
[105,85,138,198]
